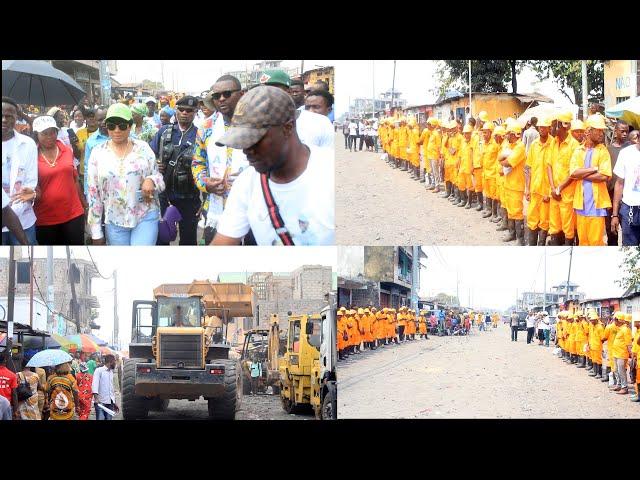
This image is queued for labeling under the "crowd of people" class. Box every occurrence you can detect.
[375,109,640,246]
[0,350,123,420]
[337,306,500,361]
[342,118,379,153]
[2,68,335,246]
[553,310,639,400]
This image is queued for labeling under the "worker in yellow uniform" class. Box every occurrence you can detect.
[630,315,640,402]
[556,311,566,360]
[569,114,612,246]
[356,308,366,352]
[447,121,464,205]
[574,310,589,369]
[365,307,376,350]
[524,116,553,246]
[587,310,606,378]
[397,117,409,172]
[601,312,621,383]
[565,312,576,364]
[418,311,428,339]
[570,119,586,144]
[457,124,475,209]
[480,122,499,221]
[337,308,347,360]
[470,118,485,213]
[396,306,407,342]
[375,307,386,347]
[498,123,526,244]
[491,312,499,329]
[417,120,432,184]
[492,126,508,229]
[424,118,442,192]
[350,309,361,355]
[407,118,421,179]
[389,308,398,345]
[547,111,580,245]
[610,313,633,394]
[389,119,399,168]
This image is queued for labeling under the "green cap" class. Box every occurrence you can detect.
[259,69,291,87]
[106,103,132,122]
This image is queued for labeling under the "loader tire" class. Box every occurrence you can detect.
[207,360,239,420]
[122,359,149,420]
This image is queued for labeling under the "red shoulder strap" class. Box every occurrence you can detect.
[259,173,295,246]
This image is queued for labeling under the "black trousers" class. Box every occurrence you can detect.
[511,326,518,341]
[526,327,535,344]
[358,135,365,150]
[343,133,349,149]
[605,197,619,246]
[398,325,405,341]
[35,213,85,245]
[348,135,358,150]
[158,194,201,245]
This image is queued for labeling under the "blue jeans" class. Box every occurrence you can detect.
[544,329,550,346]
[106,209,159,246]
[619,202,640,246]
[2,224,37,245]
[95,402,115,420]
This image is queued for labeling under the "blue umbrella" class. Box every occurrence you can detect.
[26,349,72,368]
[2,60,86,106]
[85,333,108,346]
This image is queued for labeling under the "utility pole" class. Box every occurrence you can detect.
[99,60,112,106]
[113,270,118,349]
[372,60,375,120]
[46,247,54,333]
[565,246,574,308]
[29,246,34,328]
[7,246,17,372]
[391,60,397,112]
[468,60,472,117]
[160,61,165,88]
[411,246,420,311]
[66,246,80,334]
[581,60,588,120]
[543,248,547,314]
[300,60,304,77]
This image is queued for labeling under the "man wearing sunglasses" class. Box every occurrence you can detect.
[211,86,334,246]
[192,75,248,245]
[150,96,200,245]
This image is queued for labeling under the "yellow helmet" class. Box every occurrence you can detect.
[624,313,632,323]
[613,311,624,320]
[555,110,573,123]
[364,308,371,314]
[537,116,553,128]
[337,310,344,316]
[493,125,506,136]
[478,111,490,122]
[506,123,522,134]
[481,121,495,131]
[463,124,473,133]
[570,119,585,131]
[585,114,606,130]
[427,117,440,126]
[357,308,365,315]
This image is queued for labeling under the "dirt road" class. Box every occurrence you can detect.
[335,135,518,246]
[338,324,638,418]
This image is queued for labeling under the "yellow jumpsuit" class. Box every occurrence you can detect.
[557,320,565,350]
[337,313,347,351]
[588,321,605,365]
[419,128,432,173]
[408,126,421,167]
[426,128,442,175]
[496,138,509,206]
[566,321,576,355]
[458,137,474,191]
[471,132,483,192]
[547,135,580,239]
[526,136,553,232]
[603,322,619,370]
[482,139,500,200]
[398,125,409,161]
[503,140,526,220]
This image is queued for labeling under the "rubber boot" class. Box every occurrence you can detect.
[441,182,450,197]
[496,209,509,231]
[589,362,597,376]
[421,169,427,184]
[454,187,463,204]
[527,227,539,246]
[465,190,474,209]
[449,186,458,202]
[565,236,574,246]
[482,198,493,218]
[515,220,525,245]
[457,190,468,207]
[502,219,516,242]
[578,355,586,368]
[586,358,593,371]
[601,365,610,382]
[491,201,501,222]
[476,192,484,212]
[537,230,548,246]
[446,182,454,198]
[594,364,602,379]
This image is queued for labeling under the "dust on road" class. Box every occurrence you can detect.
[338,324,639,418]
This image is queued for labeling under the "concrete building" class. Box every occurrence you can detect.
[50,60,118,105]
[403,104,436,124]
[603,60,639,111]
[519,281,585,311]
[303,66,334,94]
[226,60,299,89]
[349,91,407,119]
[0,257,100,335]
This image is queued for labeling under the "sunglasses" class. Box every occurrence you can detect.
[106,121,130,131]
[177,107,195,113]
[211,89,240,100]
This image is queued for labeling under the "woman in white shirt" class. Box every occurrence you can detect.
[537,312,550,346]
[86,103,164,245]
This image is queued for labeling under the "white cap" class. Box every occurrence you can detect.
[32,116,59,133]
[145,96,157,104]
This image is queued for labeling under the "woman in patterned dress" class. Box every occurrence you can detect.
[16,365,42,420]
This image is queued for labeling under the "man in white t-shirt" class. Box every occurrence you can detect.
[611,142,640,245]
[212,86,334,246]
[348,120,358,152]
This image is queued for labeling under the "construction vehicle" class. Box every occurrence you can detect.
[122,281,253,420]
[279,296,337,419]
[240,314,284,394]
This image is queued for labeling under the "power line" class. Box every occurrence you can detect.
[27,249,60,318]
[84,246,112,280]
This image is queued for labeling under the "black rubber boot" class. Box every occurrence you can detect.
[476,192,484,211]
[577,355,586,368]
[482,198,493,217]
[496,209,509,231]
[586,358,593,371]
[515,220,525,245]
[441,182,451,198]
[564,236,574,246]
[601,365,610,382]
[449,186,459,202]
[456,189,467,206]
[491,201,500,222]
[594,364,602,378]
[537,230,548,246]
[464,190,473,209]
[502,219,516,242]
[527,227,539,246]
[420,169,426,183]
[589,361,597,376]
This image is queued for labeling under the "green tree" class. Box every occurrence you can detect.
[617,246,640,291]
[438,60,524,95]
[526,60,604,106]
[434,292,460,306]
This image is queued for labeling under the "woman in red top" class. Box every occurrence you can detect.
[32,116,86,245]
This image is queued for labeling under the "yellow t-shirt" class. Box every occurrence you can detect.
[504,140,526,192]
[526,135,553,196]
[426,128,442,160]
[611,324,632,359]
[570,143,612,211]
[547,135,580,202]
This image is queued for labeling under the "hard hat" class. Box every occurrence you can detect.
[371,307,377,312]
[364,308,371,313]
[570,119,585,131]
[463,124,473,133]
[537,116,553,128]
[506,123,522,134]
[624,313,632,322]
[478,111,490,122]
[357,308,365,315]
[427,117,440,126]
[555,111,573,123]
[588,311,599,321]
[481,121,495,131]
[585,114,606,130]
[339,307,346,312]
[614,311,624,320]
[349,309,356,315]
[337,310,344,316]
[493,125,506,136]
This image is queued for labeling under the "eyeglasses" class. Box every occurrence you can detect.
[211,89,240,100]
[106,121,130,131]
[177,107,195,113]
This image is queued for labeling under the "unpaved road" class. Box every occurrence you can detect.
[338,323,639,418]
[335,134,520,246]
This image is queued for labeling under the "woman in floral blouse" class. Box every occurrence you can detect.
[86,103,164,245]
[130,103,158,143]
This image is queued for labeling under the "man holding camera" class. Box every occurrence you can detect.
[150,96,201,245]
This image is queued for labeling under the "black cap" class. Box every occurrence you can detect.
[176,96,198,108]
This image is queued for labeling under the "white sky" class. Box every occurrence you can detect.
[418,247,626,311]
[1,246,336,348]
[113,60,333,95]
[333,60,578,117]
